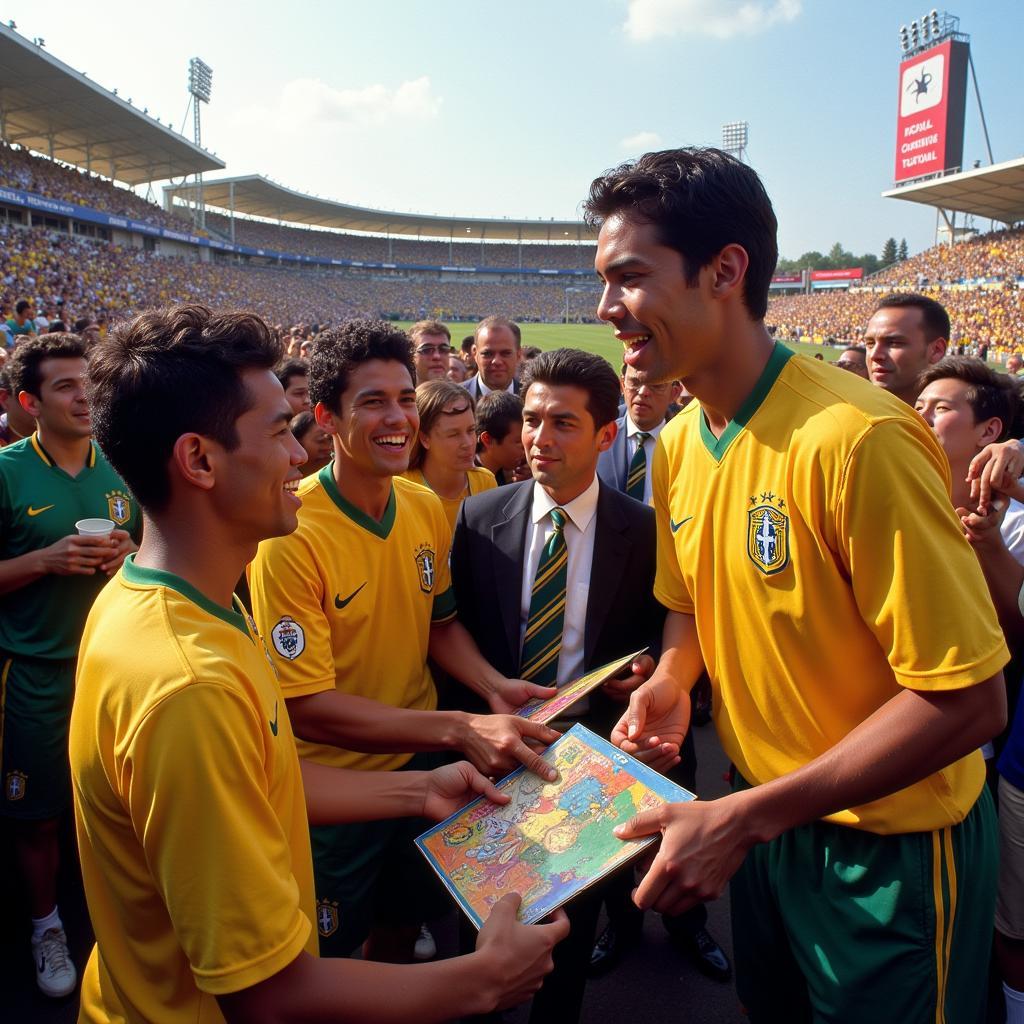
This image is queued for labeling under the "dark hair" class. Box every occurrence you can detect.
[87,304,282,512]
[583,147,778,320]
[308,318,415,413]
[520,348,620,429]
[73,316,94,333]
[476,390,524,448]
[461,335,475,354]
[919,355,1024,441]
[275,358,308,390]
[842,344,867,357]
[7,332,86,398]
[874,293,951,343]
[474,316,521,348]
[289,410,317,441]
[14,298,32,316]
[46,320,68,334]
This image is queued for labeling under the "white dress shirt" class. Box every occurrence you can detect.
[519,476,599,687]
[475,376,516,398]
[625,414,669,505]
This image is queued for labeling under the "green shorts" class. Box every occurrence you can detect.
[730,775,997,1024]
[309,751,451,957]
[0,653,76,821]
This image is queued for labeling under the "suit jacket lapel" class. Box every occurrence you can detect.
[585,483,630,666]
[490,482,532,669]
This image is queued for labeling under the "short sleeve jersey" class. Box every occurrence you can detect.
[404,465,498,536]
[248,466,456,773]
[653,344,1008,834]
[0,434,141,659]
[70,556,316,1024]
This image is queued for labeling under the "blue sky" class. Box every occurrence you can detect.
[10,0,1021,259]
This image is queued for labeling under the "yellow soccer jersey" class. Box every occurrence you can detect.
[69,555,316,1024]
[404,465,498,536]
[653,343,1008,835]
[249,466,456,773]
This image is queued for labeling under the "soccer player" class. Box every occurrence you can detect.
[71,304,567,1024]
[248,319,561,962]
[463,316,521,400]
[863,293,949,405]
[276,358,311,416]
[0,333,139,998]
[409,320,454,384]
[588,147,1007,1023]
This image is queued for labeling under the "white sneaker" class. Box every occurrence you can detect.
[413,923,437,961]
[32,927,76,998]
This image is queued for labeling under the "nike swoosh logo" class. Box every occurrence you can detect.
[335,582,367,609]
[269,700,279,737]
[670,516,694,533]
[27,505,55,517]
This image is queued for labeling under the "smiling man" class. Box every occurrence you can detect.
[248,319,560,963]
[0,333,139,998]
[587,147,1008,1024]
[864,293,949,405]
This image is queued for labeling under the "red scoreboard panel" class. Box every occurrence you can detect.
[894,38,970,183]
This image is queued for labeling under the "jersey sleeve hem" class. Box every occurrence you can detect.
[193,910,312,995]
[893,641,1009,692]
[653,584,694,615]
[279,676,337,699]
[431,586,457,622]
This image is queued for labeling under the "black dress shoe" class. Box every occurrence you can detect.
[677,926,732,983]
[588,922,641,977]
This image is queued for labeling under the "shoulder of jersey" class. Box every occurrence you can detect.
[0,436,31,464]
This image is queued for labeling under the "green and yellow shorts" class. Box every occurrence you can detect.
[0,653,76,821]
[730,775,997,1024]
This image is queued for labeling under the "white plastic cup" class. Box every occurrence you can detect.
[76,518,115,537]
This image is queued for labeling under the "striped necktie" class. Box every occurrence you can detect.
[626,433,651,501]
[520,508,568,686]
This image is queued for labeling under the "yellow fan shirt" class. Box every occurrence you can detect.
[70,556,316,1024]
[653,343,1008,834]
[403,465,497,536]
[248,466,456,774]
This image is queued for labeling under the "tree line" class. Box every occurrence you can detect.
[776,238,908,276]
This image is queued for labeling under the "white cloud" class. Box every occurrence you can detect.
[620,131,663,150]
[625,0,802,42]
[236,75,441,132]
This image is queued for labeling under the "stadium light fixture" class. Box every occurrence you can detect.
[929,9,940,36]
[188,58,213,105]
[899,25,910,51]
[721,121,749,161]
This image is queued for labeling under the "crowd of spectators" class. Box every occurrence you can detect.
[203,211,596,270]
[870,226,1024,286]
[0,144,192,234]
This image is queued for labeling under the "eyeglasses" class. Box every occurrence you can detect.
[623,380,675,394]
[415,344,454,357]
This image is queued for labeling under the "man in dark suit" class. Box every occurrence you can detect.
[451,348,667,1023]
[461,316,522,401]
[599,363,681,503]
[593,365,731,985]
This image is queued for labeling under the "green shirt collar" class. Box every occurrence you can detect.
[318,463,396,539]
[122,554,250,638]
[699,342,793,462]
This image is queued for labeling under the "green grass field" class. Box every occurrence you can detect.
[397,321,839,366]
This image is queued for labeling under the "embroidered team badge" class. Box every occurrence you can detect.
[106,489,132,526]
[414,544,436,594]
[746,492,790,576]
[271,617,305,660]
[317,898,339,937]
[5,770,27,802]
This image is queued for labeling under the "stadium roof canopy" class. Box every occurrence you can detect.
[164,175,597,242]
[0,24,224,186]
[882,156,1024,226]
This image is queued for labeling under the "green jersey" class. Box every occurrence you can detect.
[0,434,140,659]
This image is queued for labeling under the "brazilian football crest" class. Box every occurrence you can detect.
[414,545,436,594]
[106,489,132,526]
[316,898,339,937]
[271,617,305,660]
[746,493,790,576]
[5,769,27,801]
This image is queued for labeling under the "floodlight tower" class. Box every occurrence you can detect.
[721,121,749,163]
[187,58,213,229]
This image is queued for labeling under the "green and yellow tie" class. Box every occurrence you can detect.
[626,432,651,501]
[520,508,568,687]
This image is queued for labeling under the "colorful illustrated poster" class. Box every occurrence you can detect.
[511,648,649,724]
[415,723,694,928]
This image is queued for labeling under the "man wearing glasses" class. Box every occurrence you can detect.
[409,321,454,384]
